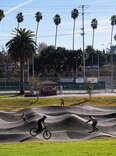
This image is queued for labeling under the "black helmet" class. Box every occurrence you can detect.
[89,115,92,118]
[43,115,47,119]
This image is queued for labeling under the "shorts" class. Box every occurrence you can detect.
[92,121,97,127]
[38,124,43,131]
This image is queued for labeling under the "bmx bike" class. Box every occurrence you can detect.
[30,126,51,140]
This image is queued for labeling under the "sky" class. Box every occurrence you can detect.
[0,0,116,51]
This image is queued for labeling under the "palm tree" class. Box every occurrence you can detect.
[91,18,98,48]
[6,28,36,94]
[110,15,116,46]
[0,9,5,22]
[53,14,61,48]
[71,8,78,50]
[35,11,42,44]
[16,12,24,29]
[31,11,42,77]
[16,12,25,80]
[110,15,116,92]
[114,34,116,41]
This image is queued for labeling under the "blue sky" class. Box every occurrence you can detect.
[0,0,116,51]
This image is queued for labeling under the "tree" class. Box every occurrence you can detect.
[91,18,98,48]
[85,45,95,65]
[71,8,78,50]
[6,28,36,94]
[35,11,42,45]
[110,15,116,46]
[37,42,47,54]
[110,15,116,92]
[31,11,42,77]
[114,34,116,41]
[85,81,93,99]
[36,46,83,77]
[16,12,25,80]
[16,12,24,29]
[0,9,5,22]
[53,14,61,48]
[29,77,41,100]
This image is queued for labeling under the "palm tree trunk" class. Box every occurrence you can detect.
[17,23,19,30]
[20,60,24,94]
[32,22,39,77]
[110,25,114,46]
[92,29,95,65]
[35,22,39,45]
[92,28,94,48]
[73,19,76,50]
[111,25,114,92]
[27,59,29,81]
[32,53,34,77]
[55,25,58,48]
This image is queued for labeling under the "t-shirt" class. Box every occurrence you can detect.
[38,118,45,125]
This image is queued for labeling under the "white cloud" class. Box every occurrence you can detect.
[5,0,33,15]
[23,9,37,15]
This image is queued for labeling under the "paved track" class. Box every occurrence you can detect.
[0,105,116,142]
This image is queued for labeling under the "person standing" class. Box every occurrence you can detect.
[60,98,64,107]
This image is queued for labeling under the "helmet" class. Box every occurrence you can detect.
[89,115,92,118]
[43,115,47,119]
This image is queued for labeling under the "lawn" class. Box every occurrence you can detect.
[0,138,116,156]
[0,95,116,111]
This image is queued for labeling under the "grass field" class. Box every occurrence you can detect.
[0,95,116,111]
[0,138,115,156]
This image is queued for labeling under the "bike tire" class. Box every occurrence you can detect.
[43,129,51,140]
[30,128,38,136]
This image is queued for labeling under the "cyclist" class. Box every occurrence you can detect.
[37,115,47,132]
[86,115,99,132]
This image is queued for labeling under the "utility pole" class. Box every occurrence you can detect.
[80,5,86,82]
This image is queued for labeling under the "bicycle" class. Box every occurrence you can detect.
[30,126,52,140]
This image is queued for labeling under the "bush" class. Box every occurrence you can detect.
[85,81,93,99]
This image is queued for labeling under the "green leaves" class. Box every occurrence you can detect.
[16,12,24,23]
[110,15,116,26]
[91,18,98,29]
[35,11,42,22]
[71,8,79,19]
[53,14,61,26]
[0,9,5,21]
[6,28,36,62]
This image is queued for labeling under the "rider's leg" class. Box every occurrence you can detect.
[37,124,43,132]
[92,122,98,131]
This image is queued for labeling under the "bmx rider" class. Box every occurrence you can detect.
[37,115,47,132]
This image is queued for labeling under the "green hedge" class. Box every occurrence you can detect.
[0,82,29,90]
[58,81,105,90]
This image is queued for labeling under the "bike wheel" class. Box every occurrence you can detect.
[30,128,38,136]
[43,129,51,140]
